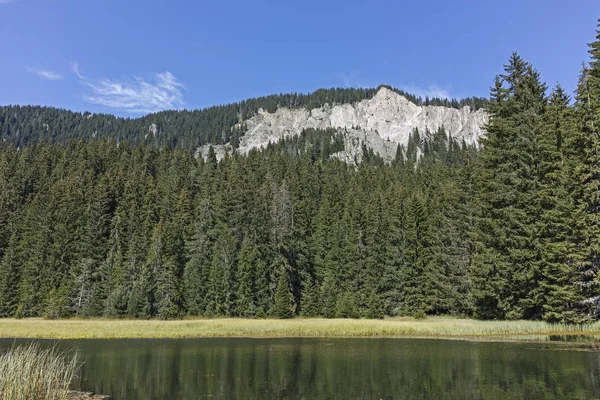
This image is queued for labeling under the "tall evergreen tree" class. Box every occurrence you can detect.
[235,235,258,317]
[272,256,296,319]
[183,198,217,315]
[0,228,21,317]
[473,53,548,319]
[570,20,600,319]
[536,86,580,322]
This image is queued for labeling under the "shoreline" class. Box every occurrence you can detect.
[67,391,109,400]
[1,317,600,342]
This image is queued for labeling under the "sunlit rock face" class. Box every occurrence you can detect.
[198,87,488,163]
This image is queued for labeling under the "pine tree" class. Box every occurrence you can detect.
[253,256,271,318]
[570,20,600,319]
[401,193,434,316]
[380,186,405,316]
[15,195,53,317]
[272,256,295,319]
[235,235,258,316]
[473,53,548,319]
[335,291,359,318]
[0,148,17,263]
[155,258,180,320]
[427,168,475,315]
[299,275,320,316]
[205,225,236,316]
[71,258,101,317]
[0,229,20,317]
[100,209,128,318]
[45,285,71,319]
[535,86,580,322]
[183,198,217,315]
[71,179,111,317]
[361,187,387,318]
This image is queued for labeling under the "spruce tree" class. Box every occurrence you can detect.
[205,225,236,316]
[401,193,434,316]
[0,229,20,317]
[235,235,258,317]
[183,198,217,315]
[536,86,580,322]
[299,275,321,317]
[473,53,548,319]
[15,196,52,317]
[71,258,101,317]
[101,210,128,318]
[570,20,600,318]
[272,256,296,319]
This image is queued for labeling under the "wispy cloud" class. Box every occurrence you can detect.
[339,71,365,89]
[72,62,185,113]
[0,0,13,4]
[398,84,452,100]
[336,73,452,100]
[25,66,63,81]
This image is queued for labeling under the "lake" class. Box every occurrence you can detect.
[1,338,600,399]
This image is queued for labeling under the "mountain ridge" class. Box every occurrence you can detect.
[0,85,488,163]
[200,87,488,163]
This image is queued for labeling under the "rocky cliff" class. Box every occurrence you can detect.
[198,87,488,163]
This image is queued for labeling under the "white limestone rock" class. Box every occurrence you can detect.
[197,87,488,163]
[149,123,159,137]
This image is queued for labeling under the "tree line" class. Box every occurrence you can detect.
[0,21,599,322]
[0,86,487,150]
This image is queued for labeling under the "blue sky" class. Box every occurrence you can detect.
[1,0,599,115]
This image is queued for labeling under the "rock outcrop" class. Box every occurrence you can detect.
[198,87,488,163]
[67,391,109,400]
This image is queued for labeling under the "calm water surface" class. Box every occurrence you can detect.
[2,338,600,399]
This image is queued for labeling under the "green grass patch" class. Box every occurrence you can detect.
[1,317,600,340]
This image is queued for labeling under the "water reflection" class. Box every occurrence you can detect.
[1,338,600,399]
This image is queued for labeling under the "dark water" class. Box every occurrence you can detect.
[2,338,600,400]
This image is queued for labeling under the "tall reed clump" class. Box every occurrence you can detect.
[0,343,79,400]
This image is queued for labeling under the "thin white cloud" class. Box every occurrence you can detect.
[399,84,452,100]
[337,74,452,100]
[339,71,365,88]
[71,62,84,80]
[0,0,13,4]
[72,63,185,113]
[25,66,63,81]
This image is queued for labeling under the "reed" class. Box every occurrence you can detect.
[0,343,79,400]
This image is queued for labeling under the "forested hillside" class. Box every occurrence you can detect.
[0,134,477,320]
[0,22,599,323]
[0,86,487,150]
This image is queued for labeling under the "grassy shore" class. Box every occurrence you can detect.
[1,317,600,340]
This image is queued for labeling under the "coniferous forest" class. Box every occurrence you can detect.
[1,22,600,323]
[0,86,487,150]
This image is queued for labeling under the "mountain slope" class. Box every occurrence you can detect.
[201,87,488,163]
[0,86,487,163]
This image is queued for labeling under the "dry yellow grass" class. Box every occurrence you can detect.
[0,343,78,400]
[1,317,600,340]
